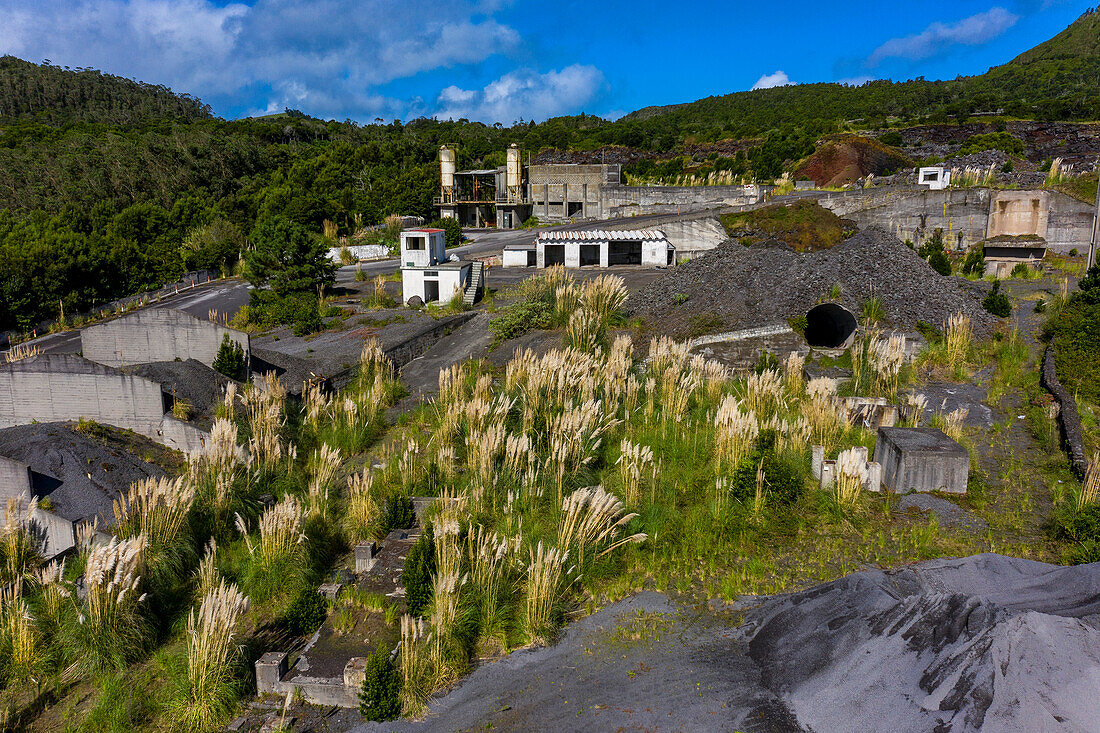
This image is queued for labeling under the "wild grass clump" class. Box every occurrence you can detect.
[834,448,867,511]
[237,496,305,602]
[71,536,148,674]
[1,498,42,584]
[113,476,194,591]
[944,312,973,372]
[168,582,249,732]
[524,542,573,646]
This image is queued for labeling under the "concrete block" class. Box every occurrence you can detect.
[840,397,898,428]
[355,541,378,573]
[820,460,836,489]
[865,461,882,493]
[344,656,369,692]
[255,651,288,694]
[811,445,825,480]
[82,308,250,369]
[874,427,969,494]
[318,583,342,600]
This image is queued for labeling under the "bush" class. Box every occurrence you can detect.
[488,298,553,343]
[961,246,984,276]
[916,320,941,343]
[520,215,541,229]
[428,217,463,248]
[982,280,1011,317]
[359,645,402,721]
[382,494,415,534]
[285,587,328,636]
[401,524,435,617]
[879,131,903,147]
[928,249,952,276]
[1010,263,1030,279]
[212,333,247,381]
[729,443,806,506]
[247,290,323,335]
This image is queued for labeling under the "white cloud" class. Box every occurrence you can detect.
[435,65,605,124]
[0,0,544,121]
[867,7,1019,66]
[751,71,792,90]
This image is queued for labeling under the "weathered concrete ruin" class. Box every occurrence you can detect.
[0,354,207,451]
[504,229,674,268]
[81,308,250,369]
[874,427,969,494]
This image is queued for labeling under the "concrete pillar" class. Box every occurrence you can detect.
[865,461,882,493]
[355,541,378,573]
[544,184,549,219]
[853,446,868,464]
[256,651,288,694]
[563,182,568,218]
[583,183,589,218]
[565,243,581,268]
[811,445,825,480]
[820,460,836,489]
[599,241,609,268]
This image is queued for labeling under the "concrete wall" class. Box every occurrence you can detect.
[874,427,969,494]
[0,455,32,505]
[401,266,468,305]
[328,244,387,262]
[603,184,760,218]
[82,309,249,369]
[656,217,728,259]
[30,507,76,559]
[988,190,1049,238]
[0,354,205,451]
[502,248,533,268]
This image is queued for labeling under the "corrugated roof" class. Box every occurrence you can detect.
[535,229,667,242]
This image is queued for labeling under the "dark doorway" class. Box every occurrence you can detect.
[804,303,858,348]
[580,244,601,267]
[424,280,439,302]
[544,245,565,266]
[568,201,584,217]
[526,250,537,267]
[608,241,642,266]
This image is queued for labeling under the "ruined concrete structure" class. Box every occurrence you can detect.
[399,228,483,306]
[874,427,969,494]
[82,308,250,370]
[820,186,1094,254]
[505,229,674,268]
[435,144,762,228]
[0,354,207,451]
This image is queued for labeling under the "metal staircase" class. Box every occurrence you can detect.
[463,261,484,306]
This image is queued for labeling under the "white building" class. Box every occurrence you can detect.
[399,228,482,306]
[504,229,674,268]
[917,167,951,190]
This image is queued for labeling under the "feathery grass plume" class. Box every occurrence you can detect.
[75,518,99,564]
[466,526,517,644]
[438,361,473,409]
[904,393,929,427]
[616,439,654,507]
[344,469,381,543]
[0,578,41,684]
[170,581,249,732]
[399,614,432,716]
[32,559,70,634]
[871,334,906,398]
[238,496,304,601]
[304,381,328,429]
[938,407,969,443]
[524,542,573,646]
[553,281,579,324]
[113,476,194,586]
[782,351,805,395]
[557,486,646,566]
[647,336,692,380]
[740,368,783,416]
[714,396,759,470]
[196,539,220,600]
[803,377,842,450]
[579,274,628,321]
[659,368,697,423]
[75,535,147,673]
[217,381,237,421]
[749,458,768,525]
[306,443,343,519]
[465,424,506,487]
[428,522,466,681]
[564,308,605,352]
[944,312,972,372]
[188,418,247,520]
[1076,453,1100,513]
[365,274,392,308]
[3,342,39,364]
[546,402,622,497]
[358,337,394,387]
[243,372,287,472]
[1,498,41,584]
[834,448,867,510]
[848,329,876,394]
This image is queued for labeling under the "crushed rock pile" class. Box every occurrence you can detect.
[129,359,234,416]
[745,553,1100,732]
[627,226,994,337]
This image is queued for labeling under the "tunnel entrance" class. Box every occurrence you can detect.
[804,303,858,348]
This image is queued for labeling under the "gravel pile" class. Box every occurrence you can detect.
[129,359,234,416]
[627,226,995,337]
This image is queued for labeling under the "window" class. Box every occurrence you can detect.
[406,236,425,250]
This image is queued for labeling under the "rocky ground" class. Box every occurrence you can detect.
[626,227,994,339]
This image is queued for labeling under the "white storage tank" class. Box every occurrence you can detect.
[440,145,455,194]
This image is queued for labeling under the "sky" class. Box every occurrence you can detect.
[0,0,1093,124]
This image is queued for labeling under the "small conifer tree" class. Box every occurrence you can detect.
[359,645,402,721]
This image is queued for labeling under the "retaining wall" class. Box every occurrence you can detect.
[82,309,250,369]
[1041,346,1090,478]
[0,354,207,452]
[0,455,32,504]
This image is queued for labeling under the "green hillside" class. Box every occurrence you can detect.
[1013,7,1100,63]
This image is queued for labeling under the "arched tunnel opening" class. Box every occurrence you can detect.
[804,303,858,348]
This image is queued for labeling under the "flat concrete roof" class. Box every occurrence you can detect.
[878,427,967,455]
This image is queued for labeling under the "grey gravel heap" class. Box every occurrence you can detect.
[627,226,995,335]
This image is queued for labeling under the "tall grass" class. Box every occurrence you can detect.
[834,448,867,511]
[73,536,148,673]
[237,496,304,601]
[524,542,572,645]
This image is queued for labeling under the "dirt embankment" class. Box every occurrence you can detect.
[794,135,915,187]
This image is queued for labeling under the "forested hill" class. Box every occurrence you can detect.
[0,56,211,126]
[623,6,1100,134]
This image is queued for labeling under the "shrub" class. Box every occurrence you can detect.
[247,290,323,335]
[382,494,415,534]
[916,320,941,343]
[358,644,402,721]
[401,524,435,617]
[428,217,463,248]
[285,587,328,636]
[520,215,540,229]
[928,249,952,276]
[961,246,984,277]
[879,131,903,147]
[753,351,780,374]
[982,280,1011,317]
[212,334,247,381]
[1010,263,1030,279]
[729,448,806,506]
[1070,248,1079,257]
[488,299,552,343]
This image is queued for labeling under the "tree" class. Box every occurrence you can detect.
[359,645,402,721]
[429,217,463,248]
[928,249,952,276]
[244,216,335,296]
[983,280,1012,317]
[212,334,247,381]
[401,524,435,617]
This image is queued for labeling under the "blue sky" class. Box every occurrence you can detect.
[0,0,1092,124]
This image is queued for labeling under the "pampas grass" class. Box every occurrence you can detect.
[557,486,645,566]
[237,496,304,601]
[616,440,654,506]
[524,542,571,646]
[834,448,867,510]
[344,469,381,542]
[944,312,972,372]
[74,535,148,673]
